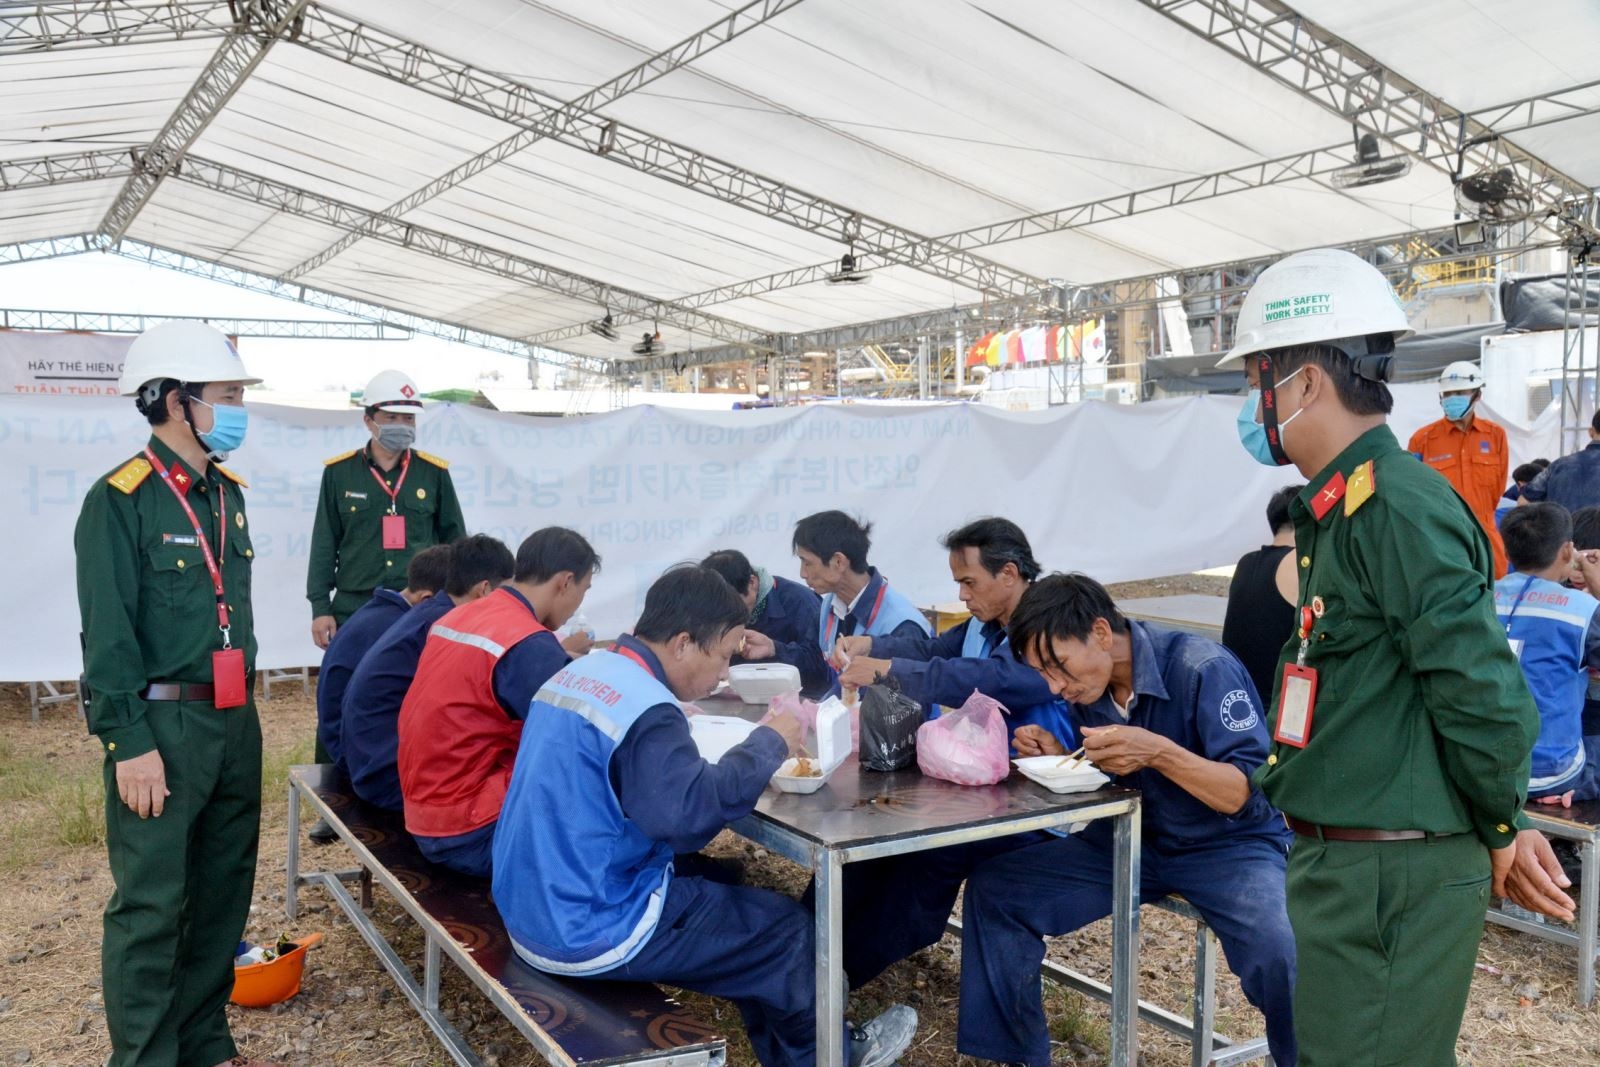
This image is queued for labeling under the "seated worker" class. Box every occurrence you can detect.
[343,533,513,811]
[317,544,452,776]
[959,574,1296,1067]
[1571,505,1600,740]
[1495,503,1600,806]
[834,517,1073,742]
[741,510,930,684]
[1497,459,1550,529]
[491,566,917,1067]
[703,548,829,696]
[397,528,599,876]
[1221,484,1303,703]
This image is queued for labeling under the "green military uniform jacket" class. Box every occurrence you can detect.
[74,436,258,762]
[307,443,466,618]
[1256,424,1539,849]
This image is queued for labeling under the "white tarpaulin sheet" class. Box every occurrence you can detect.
[0,387,1557,682]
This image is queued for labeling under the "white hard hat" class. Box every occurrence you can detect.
[118,320,261,398]
[361,369,424,411]
[1216,248,1413,371]
[1438,360,1485,395]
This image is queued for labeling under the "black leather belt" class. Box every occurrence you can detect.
[141,682,214,702]
[1286,816,1457,842]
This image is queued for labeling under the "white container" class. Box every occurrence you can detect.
[1012,756,1111,794]
[727,662,801,704]
[771,696,850,793]
[689,714,759,764]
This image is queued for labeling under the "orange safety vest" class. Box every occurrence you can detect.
[1408,413,1510,578]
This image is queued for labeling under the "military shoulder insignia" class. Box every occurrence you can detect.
[107,456,153,495]
[1309,471,1345,521]
[1344,460,1376,516]
[324,449,359,466]
[413,449,449,469]
[214,464,249,488]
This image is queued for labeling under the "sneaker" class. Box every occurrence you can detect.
[308,818,337,845]
[848,1004,917,1067]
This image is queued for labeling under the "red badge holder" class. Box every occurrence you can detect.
[213,648,247,709]
[382,513,407,549]
[1273,606,1318,748]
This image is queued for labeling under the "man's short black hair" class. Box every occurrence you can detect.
[1590,409,1600,435]
[1265,344,1393,417]
[515,527,599,584]
[634,565,748,651]
[1513,461,1546,485]
[1501,502,1571,572]
[141,380,203,427]
[1533,457,1552,472]
[1007,573,1128,674]
[405,544,452,595]
[792,510,871,573]
[1266,484,1305,534]
[702,549,756,593]
[1571,506,1600,551]
[445,534,514,596]
[940,517,1042,581]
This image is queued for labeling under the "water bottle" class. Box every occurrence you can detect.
[567,612,595,640]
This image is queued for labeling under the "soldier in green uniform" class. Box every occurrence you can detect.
[75,321,274,1067]
[306,368,466,650]
[1222,248,1575,1066]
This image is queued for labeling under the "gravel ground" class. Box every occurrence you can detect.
[1,580,1595,1065]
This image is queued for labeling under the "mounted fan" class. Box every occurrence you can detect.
[631,330,664,356]
[825,247,871,285]
[1454,166,1535,222]
[588,311,618,341]
[1331,130,1413,189]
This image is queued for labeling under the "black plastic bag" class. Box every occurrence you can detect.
[859,683,922,771]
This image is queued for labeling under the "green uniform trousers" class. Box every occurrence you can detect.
[1288,831,1490,1067]
[102,698,262,1067]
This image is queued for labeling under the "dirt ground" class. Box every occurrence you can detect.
[2,577,1596,1065]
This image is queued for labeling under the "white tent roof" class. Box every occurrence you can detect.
[3,0,1597,370]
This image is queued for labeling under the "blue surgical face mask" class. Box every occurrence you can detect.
[191,398,248,458]
[1236,368,1305,467]
[1441,394,1473,421]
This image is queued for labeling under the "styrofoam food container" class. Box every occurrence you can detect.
[689,715,759,764]
[728,662,801,704]
[771,696,850,793]
[1012,756,1110,794]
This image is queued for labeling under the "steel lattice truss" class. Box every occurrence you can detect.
[2,0,1596,377]
[0,306,407,339]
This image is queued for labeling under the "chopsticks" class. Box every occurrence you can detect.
[1055,746,1087,769]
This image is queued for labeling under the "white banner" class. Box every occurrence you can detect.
[0,386,1558,682]
[0,330,132,398]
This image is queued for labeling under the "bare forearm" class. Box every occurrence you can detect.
[1150,743,1251,814]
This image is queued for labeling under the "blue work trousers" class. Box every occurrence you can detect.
[609,876,818,1067]
[958,833,1297,1067]
[415,822,496,878]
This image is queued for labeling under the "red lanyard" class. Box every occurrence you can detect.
[144,447,232,647]
[824,580,890,646]
[368,450,410,514]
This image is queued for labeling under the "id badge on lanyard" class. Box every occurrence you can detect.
[1275,604,1320,748]
[371,452,411,550]
[144,448,247,709]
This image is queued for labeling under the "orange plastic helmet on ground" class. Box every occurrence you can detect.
[230,932,323,1008]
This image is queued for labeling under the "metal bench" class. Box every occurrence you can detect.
[949,895,1273,1067]
[1485,798,1600,1006]
[286,764,726,1067]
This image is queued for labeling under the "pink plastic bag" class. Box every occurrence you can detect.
[915,690,1010,786]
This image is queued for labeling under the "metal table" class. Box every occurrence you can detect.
[730,758,1143,1067]
[1118,594,1228,642]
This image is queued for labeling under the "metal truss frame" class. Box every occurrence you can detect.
[0,149,136,191]
[530,76,1600,348]
[281,5,1046,300]
[0,0,233,56]
[0,235,101,265]
[629,225,1565,375]
[1139,0,1592,208]
[281,0,811,281]
[103,239,608,373]
[0,306,407,339]
[96,0,308,244]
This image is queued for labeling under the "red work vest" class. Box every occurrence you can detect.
[398,588,546,838]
